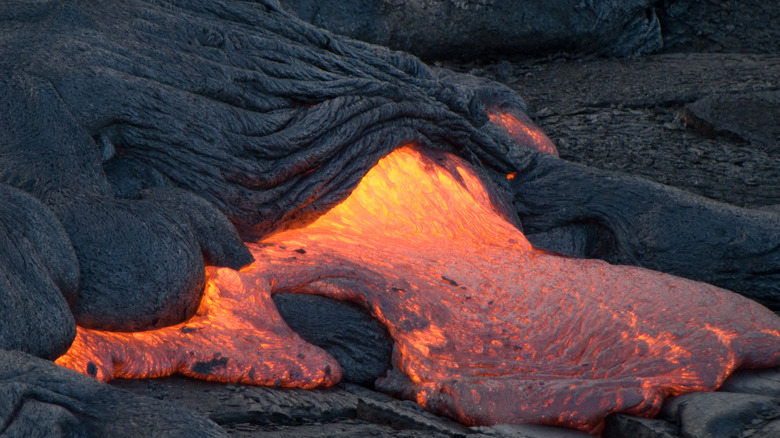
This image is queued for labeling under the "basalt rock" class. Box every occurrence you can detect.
[657,0,780,54]
[681,91,780,151]
[719,368,780,399]
[0,184,77,360]
[277,0,663,60]
[0,70,253,331]
[602,415,678,438]
[517,159,780,309]
[0,349,226,437]
[273,293,393,387]
[660,392,780,438]
[52,187,254,331]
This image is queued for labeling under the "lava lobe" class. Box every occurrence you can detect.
[57,145,780,433]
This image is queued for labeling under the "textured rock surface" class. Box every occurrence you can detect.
[0,70,252,331]
[0,350,227,437]
[603,414,678,438]
[278,0,780,60]
[455,53,780,209]
[681,91,780,151]
[657,0,780,54]
[470,424,590,438]
[277,0,662,60]
[0,184,77,360]
[661,392,780,438]
[273,293,393,386]
[719,368,780,399]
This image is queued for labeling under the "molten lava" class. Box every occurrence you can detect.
[58,146,780,433]
[487,109,558,155]
[55,265,340,387]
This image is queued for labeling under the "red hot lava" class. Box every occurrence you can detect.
[487,108,559,156]
[58,145,780,433]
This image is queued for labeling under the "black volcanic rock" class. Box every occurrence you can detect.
[0,184,77,360]
[661,392,780,438]
[603,415,678,438]
[658,0,780,54]
[278,0,780,60]
[0,350,227,437]
[277,0,662,60]
[682,91,780,151]
[720,368,780,399]
[51,187,254,331]
[274,293,393,386]
[0,70,252,331]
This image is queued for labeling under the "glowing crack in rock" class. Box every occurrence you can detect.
[58,146,780,433]
[487,108,558,156]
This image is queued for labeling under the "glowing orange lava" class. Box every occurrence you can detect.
[487,109,558,155]
[56,266,340,387]
[58,146,780,433]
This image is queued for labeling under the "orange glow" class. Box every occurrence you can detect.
[58,145,780,433]
[487,109,558,156]
[56,267,341,387]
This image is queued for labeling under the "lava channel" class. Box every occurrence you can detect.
[57,145,780,433]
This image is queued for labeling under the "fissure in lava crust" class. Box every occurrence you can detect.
[57,145,780,433]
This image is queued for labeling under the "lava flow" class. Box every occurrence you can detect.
[487,108,558,156]
[57,146,780,433]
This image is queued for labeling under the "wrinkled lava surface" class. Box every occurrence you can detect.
[58,146,780,433]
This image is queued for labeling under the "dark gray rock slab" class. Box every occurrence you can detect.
[661,391,780,438]
[719,368,780,399]
[0,184,77,360]
[603,414,679,438]
[457,53,780,209]
[682,91,780,152]
[278,0,662,60]
[0,350,226,437]
[113,376,482,437]
[223,420,454,437]
[657,0,780,54]
[273,293,393,386]
[751,419,780,438]
[112,377,359,427]
[351,386,471,437]
[472,423,591,438]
